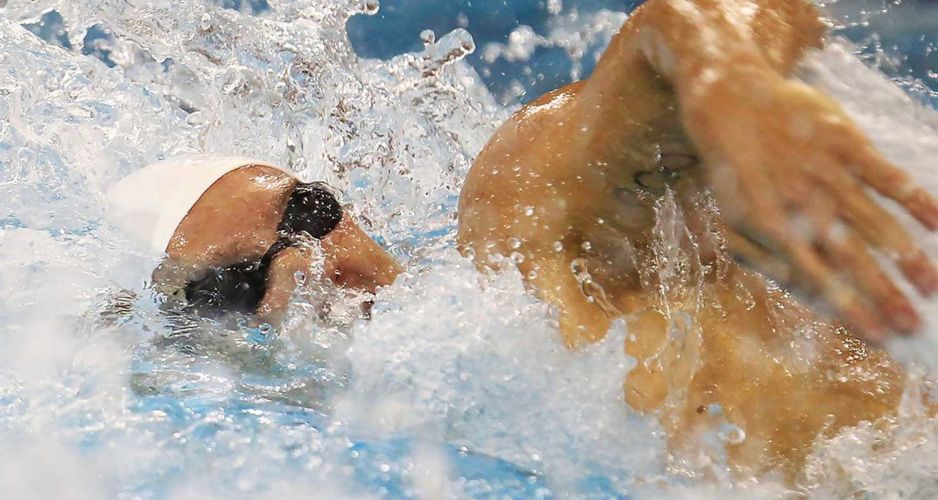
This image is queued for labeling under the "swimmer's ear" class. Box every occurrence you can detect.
[528,257,614,349]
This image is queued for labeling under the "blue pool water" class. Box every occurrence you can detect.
[22,1,938,106]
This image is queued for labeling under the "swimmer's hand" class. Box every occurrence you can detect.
[682,64,938,342]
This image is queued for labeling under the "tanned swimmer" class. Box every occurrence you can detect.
[107,155,401,325]
[458,0,938,480]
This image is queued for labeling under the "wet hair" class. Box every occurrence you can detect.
[182,182,343,317]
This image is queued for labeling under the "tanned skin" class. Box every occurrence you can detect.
[458,0,938,479]
[151,165,401,324]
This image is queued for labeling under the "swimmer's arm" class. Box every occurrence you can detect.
[256,247,313,324]
[610,0,825,88]
[590,0,938,341]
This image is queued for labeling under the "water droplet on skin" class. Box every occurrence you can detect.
[552,241,564,252]
[581,241,592,251]
[509,237,522,250]
[524,206,535,216]
[510,252,525,263]
[526,270,538,280]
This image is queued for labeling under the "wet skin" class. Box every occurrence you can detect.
[152,165,402,324]
[458,0,937,479]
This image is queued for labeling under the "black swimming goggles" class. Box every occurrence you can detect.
[277,181,344,240]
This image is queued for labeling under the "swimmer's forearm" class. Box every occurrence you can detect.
[602,0,825,94]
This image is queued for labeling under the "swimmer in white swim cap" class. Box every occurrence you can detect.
[107,155,401,324]
[458,0,938,480]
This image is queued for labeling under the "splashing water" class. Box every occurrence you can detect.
[1,0,937,498]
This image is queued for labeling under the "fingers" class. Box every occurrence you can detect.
[796,187,920,332]
[784,237,888,342]
[838,142,938,230]
[727,169,890,341]
[803,153,938,296]
[897,250,938,295]
[725,226,794,285]
[770,153,933,338]
[816,227,921,333]
[704,84,938,341]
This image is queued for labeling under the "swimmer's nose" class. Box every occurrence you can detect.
[320,214,402,294]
